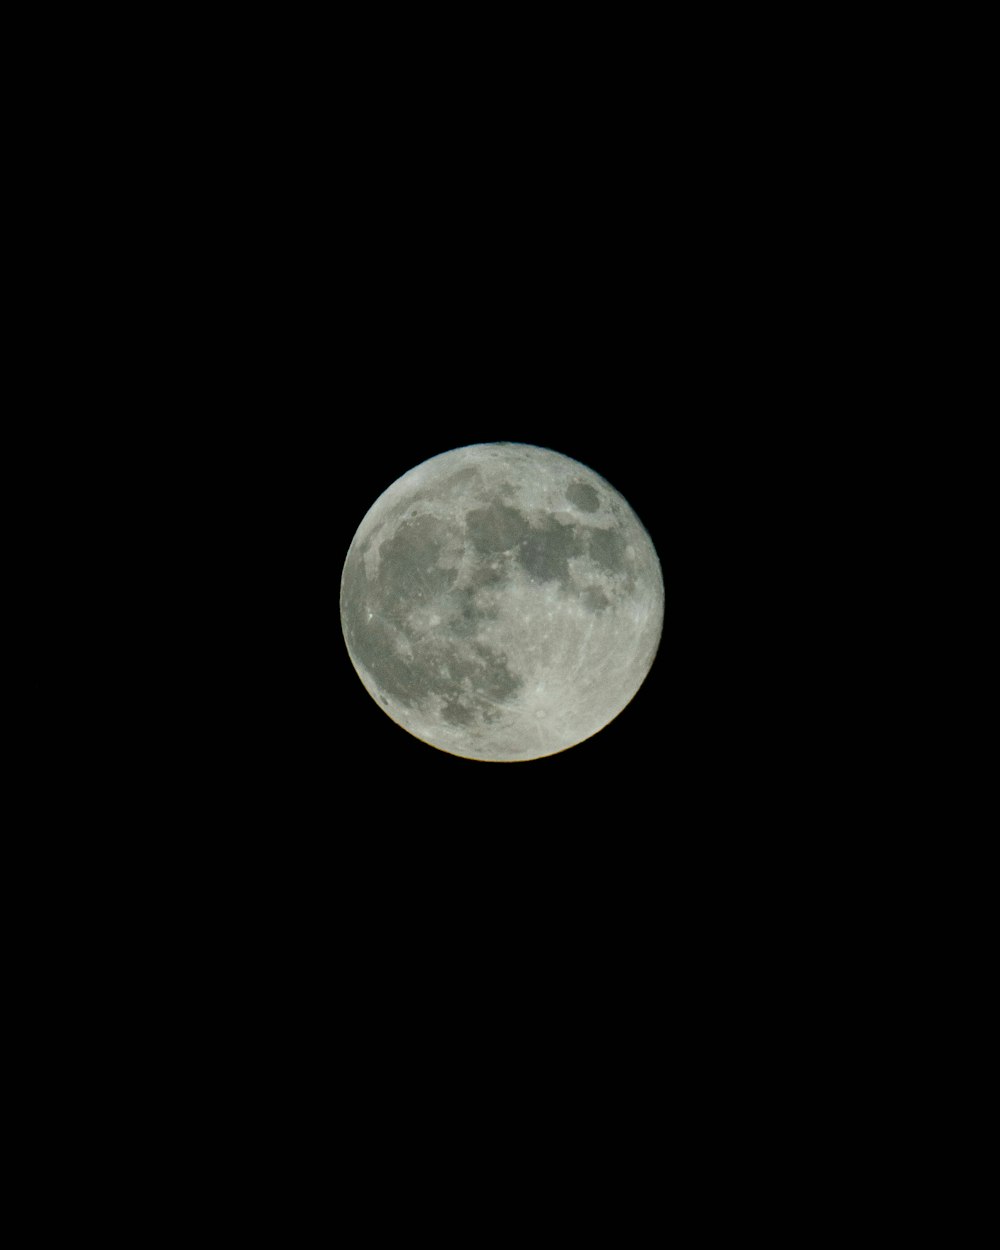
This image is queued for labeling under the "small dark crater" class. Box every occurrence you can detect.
[567,482,600,512]
[387,491,427,525]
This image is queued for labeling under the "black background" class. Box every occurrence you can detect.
[125,69,814,941]
[65,8,852,997]
[19,13,925,1213]
[76,8,846,857]
[56,20,866,1164]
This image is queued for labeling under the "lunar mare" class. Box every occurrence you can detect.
[340,443,663,761]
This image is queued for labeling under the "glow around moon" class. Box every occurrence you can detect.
[340,443,663,762]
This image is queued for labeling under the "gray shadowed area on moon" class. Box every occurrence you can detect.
[465,503,531,555]
[340,443,663,762]
[566,482,600,512]
[341,514,521,722]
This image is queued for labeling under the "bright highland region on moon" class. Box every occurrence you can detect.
[340,443,664,762]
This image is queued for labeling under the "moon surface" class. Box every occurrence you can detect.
[340,443,663,762]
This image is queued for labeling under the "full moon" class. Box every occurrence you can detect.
[340,443,663,762]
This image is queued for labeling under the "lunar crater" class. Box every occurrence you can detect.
[566,482,601,512]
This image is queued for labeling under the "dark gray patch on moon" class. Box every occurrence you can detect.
[341,510,523,721]
[567,482,600,512]
[518,517,585,585]
[587,526,627,573]
[466,503,531,555]
[580,586,611,612]
[345,604,426,709]
[467,642,521,702]
[388,492,428,522]
[441,700,475,726]
[378,516,458,611]
[468,560,508,589]
[439,467,478,496]
[449,587,497,637]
